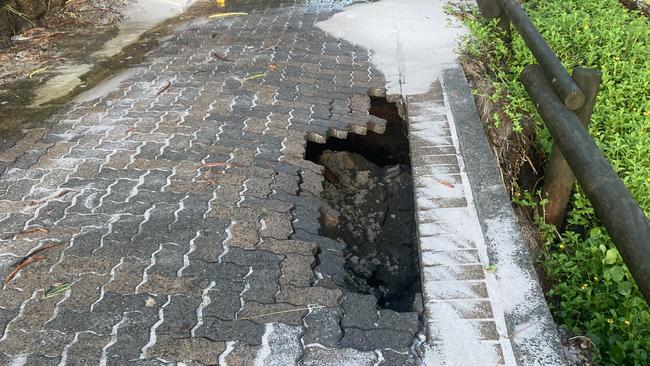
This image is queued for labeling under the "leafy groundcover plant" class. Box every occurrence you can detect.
[456,0,650,364]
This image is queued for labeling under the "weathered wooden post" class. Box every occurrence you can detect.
[522,64,650,302]
[541,67,601,227]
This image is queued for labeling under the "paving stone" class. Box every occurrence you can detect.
[60,332,110,366]
[280,254,315,287]
[148,335,226,364]
[220,342,261,366]
[43,309,122,335]
[202,281,246,320]
[195,318,266,345]
[380,350,420,365]
[341,293,378,330]
[276,285,342,308]
[376,309,420,335]
[155,295,201,338]
[339,327,414,352]
[301,346,378,366]
[0,329,73,358]
[302,307,343,348]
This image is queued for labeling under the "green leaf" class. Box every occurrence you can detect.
[603,248,618,265]
[617,281,633,297]
[43,282,71,299]
[484,264,498,273]
[589,227,602,239]
[242,73,266,82]
[608,266,625,283]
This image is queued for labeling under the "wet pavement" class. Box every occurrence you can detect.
[0,0,425,364]
[0,0,569,364]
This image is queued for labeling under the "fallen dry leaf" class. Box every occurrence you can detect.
[323,168,338,184]
[242,72,266,82]
[20,227,49,235]
[258,41,281,52]
[435,179,455,188]
[28,66,48,78]
[4,256,46,286]
[44,282,71,298]
[200,162,230,168]
[208,12,247,19]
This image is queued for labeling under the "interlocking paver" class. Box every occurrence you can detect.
[0,1,422,364]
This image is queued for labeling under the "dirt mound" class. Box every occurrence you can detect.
[319,150,420,311]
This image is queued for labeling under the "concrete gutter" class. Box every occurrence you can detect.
[441,65,568,365]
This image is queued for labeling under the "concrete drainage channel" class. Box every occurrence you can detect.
[304,97,422,313]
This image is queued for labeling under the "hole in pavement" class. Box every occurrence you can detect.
[305,97,421,312]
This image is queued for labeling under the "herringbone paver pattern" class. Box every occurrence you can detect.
[0,2,423,364]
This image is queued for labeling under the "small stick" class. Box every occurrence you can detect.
[20,227,49,235]
[213,53,234,62]
[239,305,325,320]
[54,190,71,198]
[258,41,281,52]
[156,81,171,95]
[3,226,49,240]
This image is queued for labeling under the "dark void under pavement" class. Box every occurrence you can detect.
[305,98,421,312]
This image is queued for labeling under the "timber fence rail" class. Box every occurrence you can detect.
[474,0,650,302]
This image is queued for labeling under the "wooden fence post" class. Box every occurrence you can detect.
[541,67,602,227]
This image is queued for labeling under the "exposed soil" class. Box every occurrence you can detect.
[305,98,421,312]
[318,150,420,311]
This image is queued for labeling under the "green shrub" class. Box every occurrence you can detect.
[458,0,650,364]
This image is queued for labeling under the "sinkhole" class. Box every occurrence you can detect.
[305,97,421,312]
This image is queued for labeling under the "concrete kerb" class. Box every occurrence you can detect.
[441,65,568,365]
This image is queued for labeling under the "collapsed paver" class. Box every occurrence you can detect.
[0,2,423,365]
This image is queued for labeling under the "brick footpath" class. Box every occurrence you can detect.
[0,2,427,365]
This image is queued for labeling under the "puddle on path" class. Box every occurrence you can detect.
[0,0,215,149]
[95,0,196,59]
[31,0,198,107]
[31,64,93,106]
[73,67,145,104]
[316,0,465,96]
